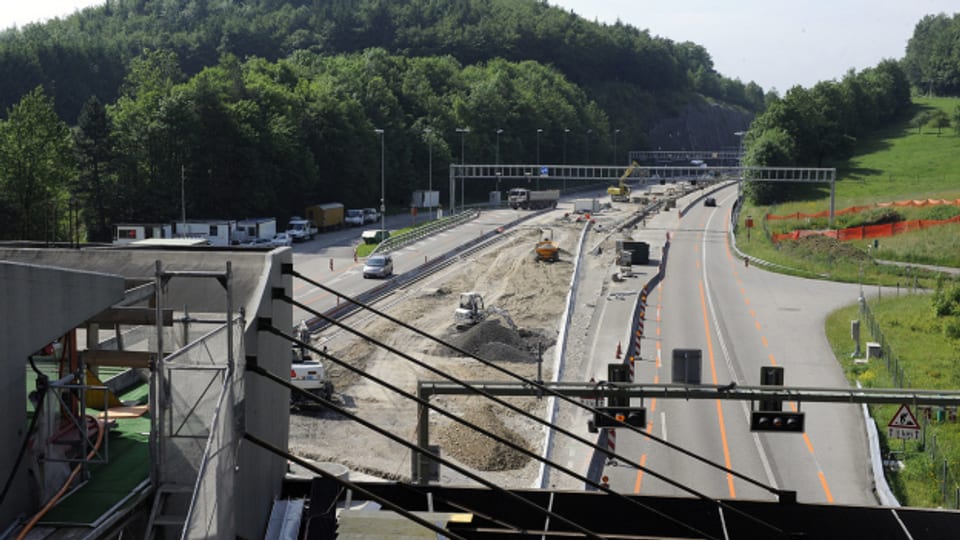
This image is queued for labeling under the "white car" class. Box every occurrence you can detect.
[271,232,293,247]
[363,208,380,224]
[345,209,365,226]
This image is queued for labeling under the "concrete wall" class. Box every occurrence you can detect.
[0,261,125,531]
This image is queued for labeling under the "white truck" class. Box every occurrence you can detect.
[507,188,560,210]
[345,209,365,226]
[286,216,318,241]
[290,321,334,407]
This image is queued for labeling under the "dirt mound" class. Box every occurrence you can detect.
[436,403,532,471]
[477,341,534,362]
[446,319,526,356]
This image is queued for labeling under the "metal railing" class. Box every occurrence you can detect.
[371,209,479,255]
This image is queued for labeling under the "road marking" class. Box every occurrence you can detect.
[634,454,648,493]
[761,336,768,348]
[660,411,667,440]
[744,297,751,305]
[754,321,762,331]
[700,280,736,498]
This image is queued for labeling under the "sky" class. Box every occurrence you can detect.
[2,1,958,94]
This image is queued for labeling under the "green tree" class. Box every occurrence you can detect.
[952,105,960,136]
[0,86,75,240]
[74,96,115,241]
[927,109,951,136]
[911,110,931,134]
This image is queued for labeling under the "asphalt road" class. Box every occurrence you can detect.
[602,184,877,505]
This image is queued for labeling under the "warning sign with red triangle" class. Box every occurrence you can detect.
[888,404,921,440]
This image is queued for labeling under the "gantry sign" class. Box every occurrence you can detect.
[449,163,838,226]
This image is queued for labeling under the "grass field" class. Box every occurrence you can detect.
[825,295,960,507]
[755,96,960,508]
[736,96,960,283]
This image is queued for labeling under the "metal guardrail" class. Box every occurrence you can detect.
[371,210,480,255]
[304,208,549,333]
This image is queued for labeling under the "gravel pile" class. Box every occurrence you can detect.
[436,403,532,471]
[446,319,526,357]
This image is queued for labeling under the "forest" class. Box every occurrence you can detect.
[0,0,942,240]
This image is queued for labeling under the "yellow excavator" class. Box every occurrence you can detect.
[607,161,639,202]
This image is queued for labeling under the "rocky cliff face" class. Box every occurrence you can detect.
[645,97,753,153]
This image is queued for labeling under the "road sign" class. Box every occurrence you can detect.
[888,404,921,440]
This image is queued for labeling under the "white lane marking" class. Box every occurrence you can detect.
[661,411,668,441]
[701,207,779,491]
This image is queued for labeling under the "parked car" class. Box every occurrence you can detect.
[271,232,293,247]
[362,254,393,279]
[345,209,365,227]
[245,237,274,248]
[363,208,380,224]
[704,197,717,207]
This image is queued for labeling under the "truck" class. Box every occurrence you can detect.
[507,188,559,210]
[305,202,345,231]
[286,217,318,242]
[345,209,365,227]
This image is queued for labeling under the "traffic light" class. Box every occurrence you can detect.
[759,366,784,412]
[607,363,630,407]
[594,407,647,428]
[751,411,805,432]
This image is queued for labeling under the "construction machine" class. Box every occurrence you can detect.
[535,228,560,262]
[455,292,517,330]
[607,161,639,202]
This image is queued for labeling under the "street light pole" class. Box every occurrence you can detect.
[496,128,503,166]
[456,127,470,212]
[734,130,746,199]
[585,129,592,164]
[375,128,385,232]
[613,128,620,164]
[563,128,569,165]
[424,127,433,218]
[536,128,543,166]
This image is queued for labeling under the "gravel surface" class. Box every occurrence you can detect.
[288,205,647,487]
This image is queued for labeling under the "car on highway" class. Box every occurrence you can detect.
[363,208,380,224]
[345,209,365,227]
[704,197,717,207]
[270,232,293,247]
[362,254,393,279]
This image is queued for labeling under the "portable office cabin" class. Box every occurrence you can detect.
[234,218,277,244]
[114,223,172,245]
[172,220,237,246]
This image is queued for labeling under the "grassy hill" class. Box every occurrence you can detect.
[737,96,960,281]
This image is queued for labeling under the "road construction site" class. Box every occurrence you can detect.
[288,187,700,489]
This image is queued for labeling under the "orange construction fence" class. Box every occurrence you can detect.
[766,198,960,221]
[773,214,960,243]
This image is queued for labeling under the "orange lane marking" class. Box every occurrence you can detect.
[769,354,777,366]
[656,326,661,336]
[754,321,762,331]
[740,287,746,295]
[761,336,769,348]
[700,280,736,498]
[651,397,657,412]
[634,454,648,493]
[696,260,701,270]
[744,297,751,305]
[817,470,836,503]
[749,309,756,318]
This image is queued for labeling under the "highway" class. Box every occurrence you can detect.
[286,183,880,507]
[602,184,877,505]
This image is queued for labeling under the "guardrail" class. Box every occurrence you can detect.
[304,208,548,333]
[372,210,480,255]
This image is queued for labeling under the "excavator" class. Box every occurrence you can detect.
[454,292,518,330]
[607,161,639,202]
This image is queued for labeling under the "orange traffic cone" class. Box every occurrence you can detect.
[615,341,622,359]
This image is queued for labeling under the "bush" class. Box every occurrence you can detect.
[944,318,960,340]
